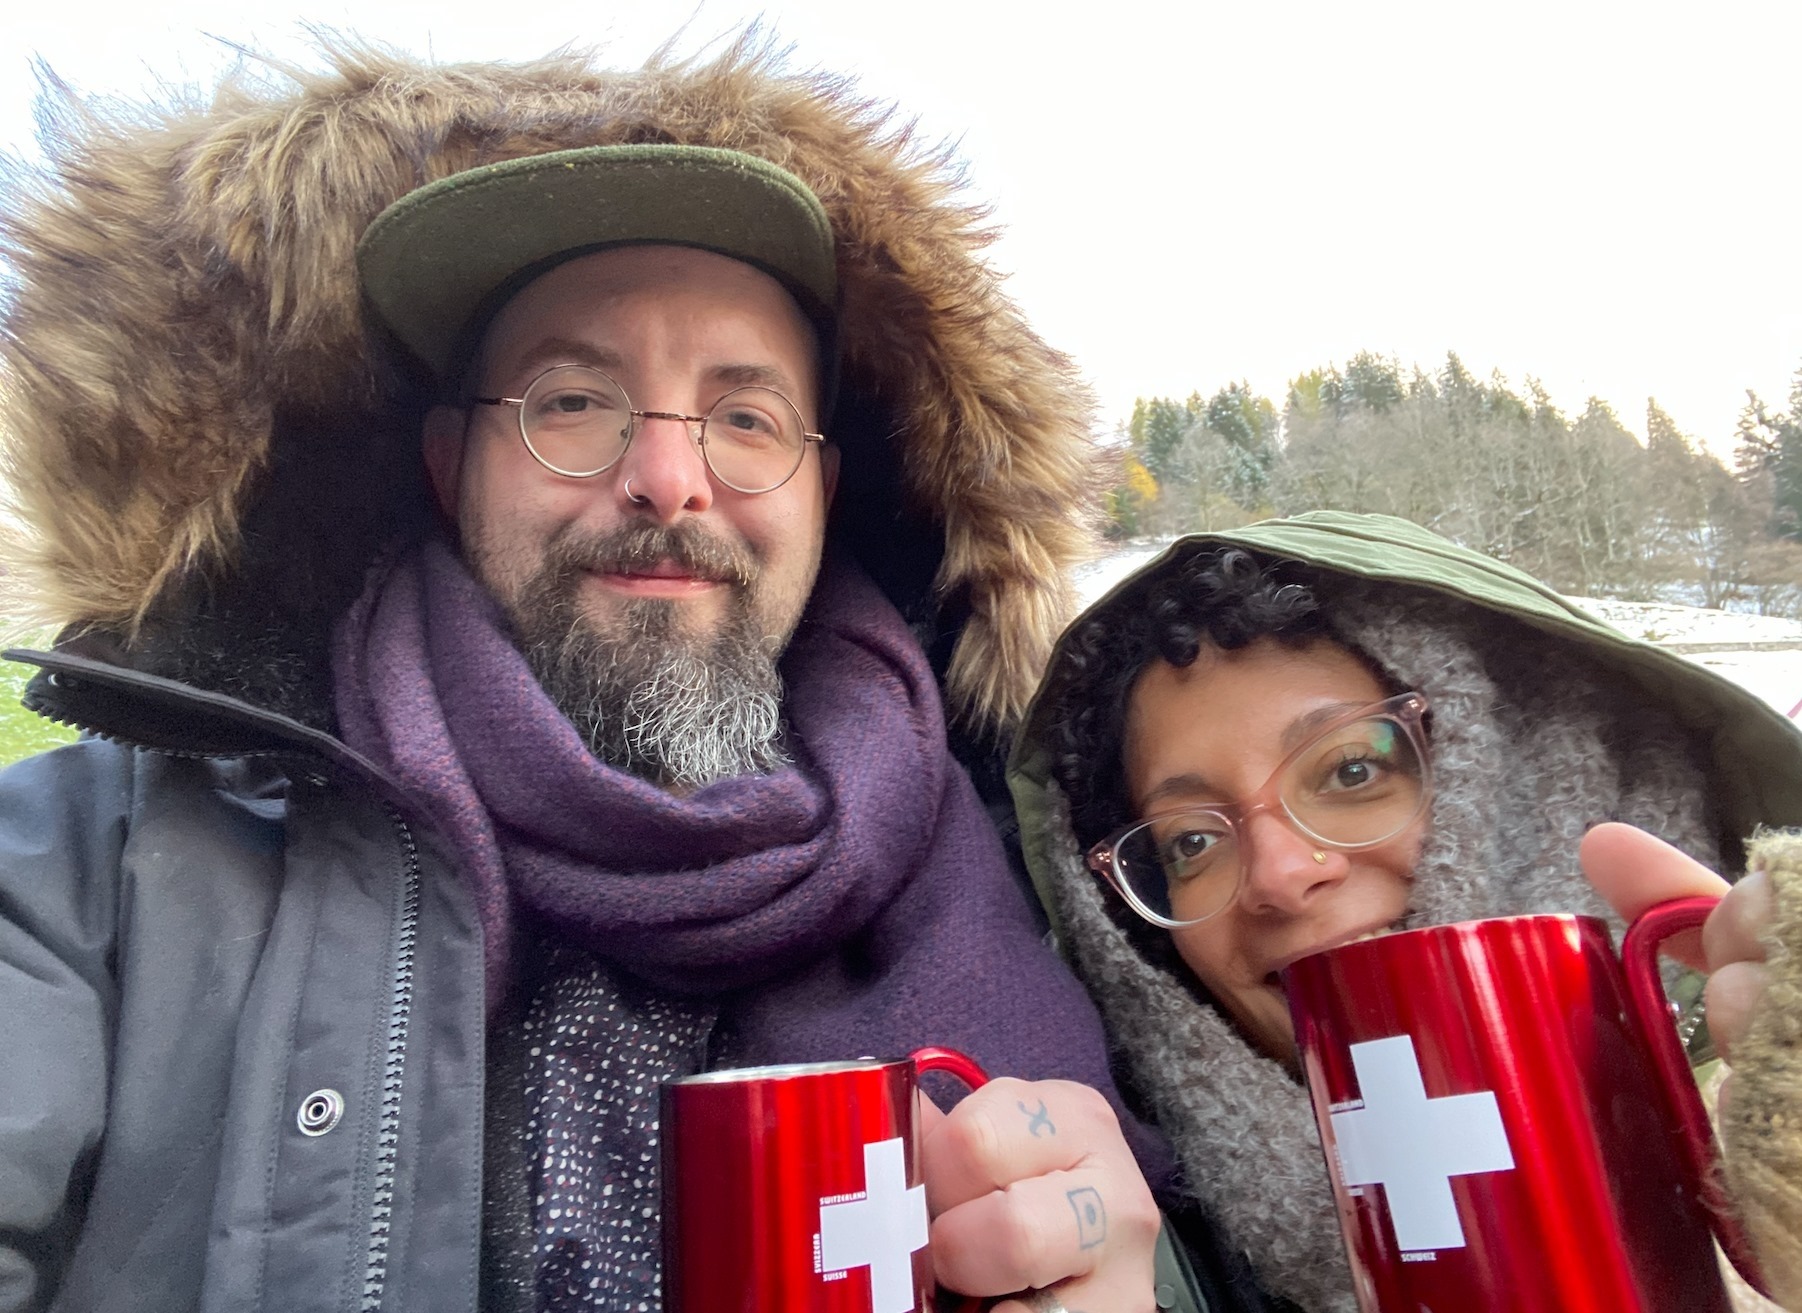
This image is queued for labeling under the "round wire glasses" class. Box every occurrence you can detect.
[472,364,826,494]
[1085,692,1432,928]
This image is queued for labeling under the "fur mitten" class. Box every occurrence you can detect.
[1722,831,1802,1310]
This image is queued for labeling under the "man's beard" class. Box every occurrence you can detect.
[493,522,791,790]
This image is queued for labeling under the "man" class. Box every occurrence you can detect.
[0,37,1247,1313]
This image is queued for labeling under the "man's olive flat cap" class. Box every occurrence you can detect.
[357,143,838,383]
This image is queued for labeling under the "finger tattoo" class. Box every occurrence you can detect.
[1066,1185,1107,1249]
[1018,1098,1056,1137]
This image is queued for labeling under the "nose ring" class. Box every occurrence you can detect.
[624,476,649,505]
[1312,851,1327,865]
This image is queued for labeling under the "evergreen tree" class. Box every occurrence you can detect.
[1735,391,1780,477]
[1438,352,1482,436]
[1343,353,1404,412]
[1567,398,1648,591]
[1783,368,1802,538]
[1128,394,1204,487]
[1200,381,1280,511]
[1644,400,1707,545]
[1732,365,1802,539]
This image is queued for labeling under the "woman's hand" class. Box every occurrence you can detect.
[1579,821,1772,1100]
[918,1076,1161,1312]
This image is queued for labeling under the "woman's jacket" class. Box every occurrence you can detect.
[1007,510,1802,1313]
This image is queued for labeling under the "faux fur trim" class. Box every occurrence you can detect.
[0,32,1102,732]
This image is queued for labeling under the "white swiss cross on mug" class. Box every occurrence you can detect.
[1329,1034,1516,1252]
[815,1137,929,1313]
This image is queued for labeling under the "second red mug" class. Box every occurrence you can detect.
[1283,898,1766,1313]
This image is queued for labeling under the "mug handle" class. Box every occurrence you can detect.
[908,1047,990,1313]
[910,1045,991,1092]
[1621,895,1771,1297]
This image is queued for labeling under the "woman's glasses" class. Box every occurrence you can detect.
[1085,692,1431,928]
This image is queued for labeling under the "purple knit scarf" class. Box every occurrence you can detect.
[330,539,1169,1154]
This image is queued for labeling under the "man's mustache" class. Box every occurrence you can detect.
[543,522,756,589]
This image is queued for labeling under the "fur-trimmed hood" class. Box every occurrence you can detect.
[1008,512,1802,1311]
[0,33,1102,734]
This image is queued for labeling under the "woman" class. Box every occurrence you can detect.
[1008,510,1802,1312]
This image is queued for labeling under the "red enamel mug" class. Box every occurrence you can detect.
[661,1047,988,1313]
[1282,898,1767,1313]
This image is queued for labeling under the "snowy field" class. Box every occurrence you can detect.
[1077,544,1802,720]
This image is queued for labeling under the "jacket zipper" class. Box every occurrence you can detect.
[362,808,422,1311]
[23,664,435,1310]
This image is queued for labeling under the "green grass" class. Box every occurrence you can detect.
[0,654,79,767]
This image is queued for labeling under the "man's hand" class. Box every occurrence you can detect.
[918,1077,1160,1313]
[1578,821,1772,1102]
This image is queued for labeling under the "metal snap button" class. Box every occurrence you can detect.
[297,1088,344,1137]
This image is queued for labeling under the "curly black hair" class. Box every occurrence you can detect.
[1046,545,1327,851]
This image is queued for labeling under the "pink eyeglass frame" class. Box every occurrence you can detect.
[1084,691,1432,928]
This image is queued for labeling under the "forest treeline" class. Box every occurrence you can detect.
[1109,352,1802,612]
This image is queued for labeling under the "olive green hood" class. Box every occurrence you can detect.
[1012,509,1802,946]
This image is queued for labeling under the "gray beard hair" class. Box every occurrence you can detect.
[516,583,790,791]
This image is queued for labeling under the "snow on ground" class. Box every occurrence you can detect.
[1568,598,1802,649]
[1080,542,1802,719]
[1072,543,1172,607]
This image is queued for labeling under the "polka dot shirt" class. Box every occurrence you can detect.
[521,948,716,1311]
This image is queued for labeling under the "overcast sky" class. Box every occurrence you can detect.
[6,1,1799,456]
